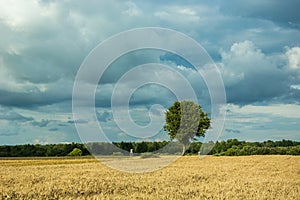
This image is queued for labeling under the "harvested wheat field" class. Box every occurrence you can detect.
[0,155,299,199]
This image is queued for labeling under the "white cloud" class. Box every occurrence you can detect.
[154,6,201,23]
[286,47,300,70]
[0,0,58,31]
[32,139,49,145]
[220,40,272,74]
[178,8,197,16]
[123,1,142,16]
[291,84,300,90]
[227,103,300,119]
[221,103,300,141]
[217,40,300,103]
[218,41,264,86]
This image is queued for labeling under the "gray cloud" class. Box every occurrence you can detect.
[225,129,241,134]
[0,121,20,137]
[219,41,299,104]
[67,119,88,124]
[0,107,33,122]
[219,0,300,28]
[0,0,299,109]
[99,50,163,84]
[48,128,59,132]
[0,132,19,136]
[96,111,112,122]
[0,1,299,144]
[0,79,72,108]
[31,119,50,127]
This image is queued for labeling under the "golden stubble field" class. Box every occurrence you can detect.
[0,155,299,200]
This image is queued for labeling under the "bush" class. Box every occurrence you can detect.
[67,148,82,156]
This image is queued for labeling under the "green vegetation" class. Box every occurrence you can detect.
[164,101,210,154]
[0,142,89,157]
[0,139,299,157]
[67,148,82,156]
[210,139,300,156]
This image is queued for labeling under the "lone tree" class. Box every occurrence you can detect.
[164,100,210,154]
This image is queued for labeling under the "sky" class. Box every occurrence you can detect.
[0,0,300,145]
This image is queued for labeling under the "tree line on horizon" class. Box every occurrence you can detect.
[0,139,299,157]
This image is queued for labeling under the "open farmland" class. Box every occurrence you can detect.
[0,156,299,199]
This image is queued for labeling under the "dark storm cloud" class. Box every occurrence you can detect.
[225,71,287,104]
[219,0,300,28]
[0,0,299,109]
[0,89,70,107]
[98,49,163,84]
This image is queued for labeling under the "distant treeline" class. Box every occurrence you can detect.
[208,139,300,156]
[0,143,90,157]
[0,139,300,157]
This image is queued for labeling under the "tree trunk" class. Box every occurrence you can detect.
[182,144,186,155]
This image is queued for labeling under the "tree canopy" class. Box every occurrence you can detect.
[163,100,210,154]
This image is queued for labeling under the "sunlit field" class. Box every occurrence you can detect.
[1,156,299,199]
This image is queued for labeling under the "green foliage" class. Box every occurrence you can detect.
[112,141,169,154]
[67,148,82,156]
[0,143,89,157]
[185,142,202,154]
[0,139,299,157]
[210,139,300,156]
[164,101,210,152]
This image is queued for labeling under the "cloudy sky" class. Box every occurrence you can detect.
[0,0,299,145]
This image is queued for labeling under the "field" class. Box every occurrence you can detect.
[0,156,299,199]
